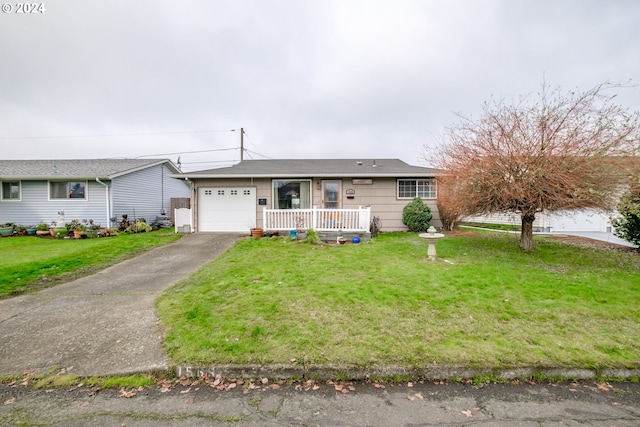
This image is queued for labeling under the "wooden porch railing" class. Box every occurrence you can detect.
[263,206,371,232]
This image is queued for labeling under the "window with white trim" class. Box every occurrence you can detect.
[49,181,87,200]
[1,181,20,200]
[397,179,436,199]
[272,180,312,209]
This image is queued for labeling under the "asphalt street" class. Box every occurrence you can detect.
[2,377,640,426]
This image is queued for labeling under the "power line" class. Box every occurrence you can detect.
[236,130,271,160]
[244,148,272,159]
[0,129,235,140]
[135,147,238,158]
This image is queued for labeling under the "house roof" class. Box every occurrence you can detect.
[174,159,439,179]
[0,159,179,180]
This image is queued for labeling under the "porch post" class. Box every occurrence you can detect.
[312,206,317,230]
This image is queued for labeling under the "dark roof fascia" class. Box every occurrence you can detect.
[171,159,440,179]
[0,159,179,180]
[172,172,436,179]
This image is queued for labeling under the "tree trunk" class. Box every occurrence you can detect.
[519,212,535,251]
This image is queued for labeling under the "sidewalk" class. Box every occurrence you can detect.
[0,233,241,376]
[546,231,637,247]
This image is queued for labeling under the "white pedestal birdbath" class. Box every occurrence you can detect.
[419,226,445,261]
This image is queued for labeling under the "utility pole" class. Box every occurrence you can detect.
[240,127,244,161]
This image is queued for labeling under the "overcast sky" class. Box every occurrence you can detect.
[1,0,638,171]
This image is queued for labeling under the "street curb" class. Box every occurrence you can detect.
[173,364,640,381]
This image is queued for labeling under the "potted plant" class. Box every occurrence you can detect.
[53,227,68,238]
[36,223,50,236]
[250,227,264,238]
[0,223,15,237]
[70,219,86,238]
[25,225,38,236]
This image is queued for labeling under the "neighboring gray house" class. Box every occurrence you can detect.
[173,159,441,233]
[0,159,190,228]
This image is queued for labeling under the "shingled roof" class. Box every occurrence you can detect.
[0,159,177,179]
[175,159,439,178]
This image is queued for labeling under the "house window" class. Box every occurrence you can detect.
[49,181,87,200]
[398,179,436,199]
[272,180,311,209]
[1,181,20,200]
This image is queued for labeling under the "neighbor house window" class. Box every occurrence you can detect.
[49,181,87,200]
[398,178,436,199]
[1,181,20,200]
[272,180,311,209]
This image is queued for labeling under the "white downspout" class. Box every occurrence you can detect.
[95,178,111,227]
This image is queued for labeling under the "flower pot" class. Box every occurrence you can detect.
[251,228,263,239]
[53,228,68,238]
[36,230,50,236]
[27,228,37,235]
[73,230,83,239]
[0,227,13,237]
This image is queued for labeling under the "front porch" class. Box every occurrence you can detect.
[263,206,371,234]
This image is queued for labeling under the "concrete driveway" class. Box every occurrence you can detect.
[0,233,241,376]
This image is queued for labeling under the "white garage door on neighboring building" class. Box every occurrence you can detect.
[198,187,256,232]
[549,210,613,233]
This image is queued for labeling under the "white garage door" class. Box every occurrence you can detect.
[198,187,256,232]
[549,210,611,232]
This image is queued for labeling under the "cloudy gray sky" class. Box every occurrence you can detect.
[1,0,638,171]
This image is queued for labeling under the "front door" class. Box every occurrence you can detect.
[322,180,341,209]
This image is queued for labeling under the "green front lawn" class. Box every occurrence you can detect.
[157,232,640,369]
[0,230,182,298]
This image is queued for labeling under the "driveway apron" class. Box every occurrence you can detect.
[0,233,240,376]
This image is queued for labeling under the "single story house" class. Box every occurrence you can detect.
[172,158,441,233]
[0,159,190,228]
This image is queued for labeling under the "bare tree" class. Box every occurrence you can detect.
[431,82,640,251]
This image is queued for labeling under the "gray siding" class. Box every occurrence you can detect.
[0,180,111,227]
[112,164,190,222]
